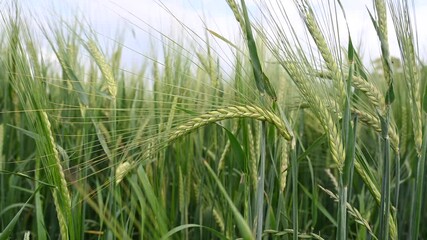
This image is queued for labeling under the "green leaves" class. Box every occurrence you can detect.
[204,161,254,240]
[240,0,277,101]
[0,186,42,240]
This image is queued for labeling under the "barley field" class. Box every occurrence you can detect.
[0,0,426,239]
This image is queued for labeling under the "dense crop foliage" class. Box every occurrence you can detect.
[0,0,426,239]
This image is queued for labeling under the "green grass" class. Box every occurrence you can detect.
[0,0,426,239]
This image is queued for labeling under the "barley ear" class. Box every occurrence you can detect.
[40,111,72,240]
[225,0,247,39]
[115,161,133,184]
[247,123,258,189]
[296,1,346,107]
[86,40,117,99]
[168,105,292,143]
[212,208,225,232]
[216,120,239,173]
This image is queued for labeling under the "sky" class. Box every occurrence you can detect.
[10,0,427,71]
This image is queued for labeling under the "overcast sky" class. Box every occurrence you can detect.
[12,0,427,71]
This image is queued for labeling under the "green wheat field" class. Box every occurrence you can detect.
[0,0,426,239]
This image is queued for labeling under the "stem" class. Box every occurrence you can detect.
[255,122,266,240]
[337,178,347,240]
[379,109,391,240]
[291,138,298,240]
[410,115,427,239]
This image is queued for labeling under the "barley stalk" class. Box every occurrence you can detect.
[167,105,292,143]
[389,0,422,154]
[178,166,184,215]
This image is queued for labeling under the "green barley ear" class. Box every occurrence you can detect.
[218,121,238,171]
[212,208,225,233]
[167,105,292,143]
[246,123,258,189]
[115,161,133,185]
[387,0,422,154]
[374,0,394,104]
[296,0,346,107]
[386,2,425,239]
[225,0,245,36]
[85,39,117,99]
[39,111,73,240]
[369,0,395,106]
